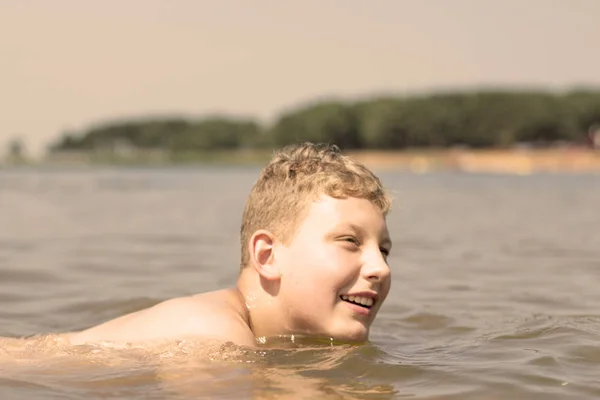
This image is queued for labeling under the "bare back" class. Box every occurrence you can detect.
[65,288,256,347]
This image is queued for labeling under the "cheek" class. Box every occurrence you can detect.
[286,243,356,287]
[321,244,355,266]
[289,241,336,269]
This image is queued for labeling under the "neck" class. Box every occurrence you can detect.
[236,268,288,339]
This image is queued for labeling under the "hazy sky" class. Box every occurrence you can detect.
[2,0,599,155]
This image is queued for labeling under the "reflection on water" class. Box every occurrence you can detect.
[1,167,599,399]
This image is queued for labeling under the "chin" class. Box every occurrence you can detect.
[344,332,369,343]
[329,325,370,344]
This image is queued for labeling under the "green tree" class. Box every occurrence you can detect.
[270,101,361,149]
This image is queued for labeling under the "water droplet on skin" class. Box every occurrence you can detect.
[256,336,267,345]
[245,292,258,310]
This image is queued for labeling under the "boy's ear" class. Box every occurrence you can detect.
[248,230,282,281]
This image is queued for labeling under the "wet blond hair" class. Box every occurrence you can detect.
[240,142,392,268]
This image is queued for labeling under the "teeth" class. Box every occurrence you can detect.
[340,295,374,307]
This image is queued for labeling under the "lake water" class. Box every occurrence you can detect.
[0,166,599,399]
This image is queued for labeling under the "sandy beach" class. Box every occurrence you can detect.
[348,148,600,174]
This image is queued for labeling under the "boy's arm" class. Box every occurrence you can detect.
[65,295,256,347]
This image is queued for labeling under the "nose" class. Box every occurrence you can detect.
[362,249,391,282]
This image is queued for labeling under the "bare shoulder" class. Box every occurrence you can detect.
[67,289,255,347]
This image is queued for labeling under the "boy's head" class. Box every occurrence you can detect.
[240,142,392,268]
[238,142,394,343]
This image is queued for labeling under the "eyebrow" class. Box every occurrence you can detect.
[342,223,392,249]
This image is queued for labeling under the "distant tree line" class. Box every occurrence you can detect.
[48,89,600,153]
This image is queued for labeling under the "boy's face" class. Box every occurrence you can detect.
[275,195,392,342]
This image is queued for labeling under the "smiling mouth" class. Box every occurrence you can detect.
[340,295,373,309]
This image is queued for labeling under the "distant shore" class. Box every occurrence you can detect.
[3,148,600,175]
[346,147,600,174]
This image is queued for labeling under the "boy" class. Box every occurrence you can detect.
[65,142,393,347]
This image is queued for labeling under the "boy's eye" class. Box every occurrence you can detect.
[340,237,390,258]
[344,237,360,245]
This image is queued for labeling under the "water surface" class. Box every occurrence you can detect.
[1,166,599,399]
